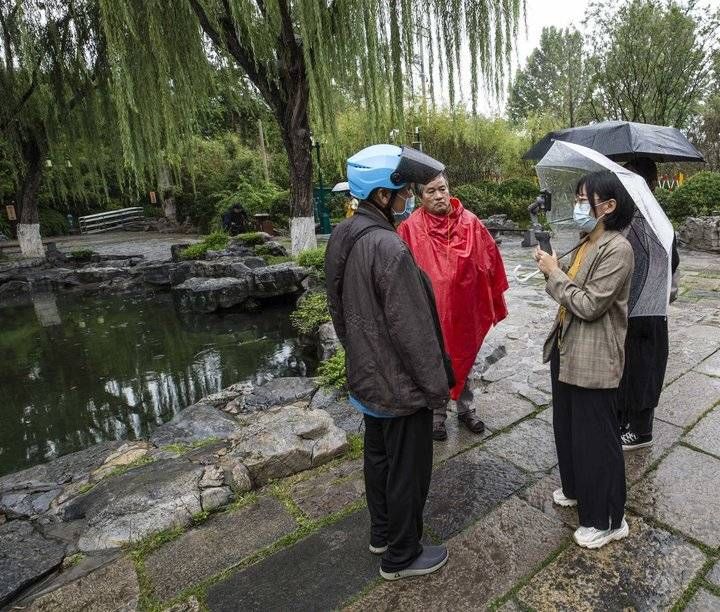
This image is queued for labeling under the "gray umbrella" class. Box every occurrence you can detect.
[523,120,705,163]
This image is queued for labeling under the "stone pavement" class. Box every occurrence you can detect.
[9,233,720,611]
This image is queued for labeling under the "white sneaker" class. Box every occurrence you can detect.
[574,518,629,549]
[369,543,388,554]
[552,488,577,507]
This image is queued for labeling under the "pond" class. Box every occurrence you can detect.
[0,293,316,477]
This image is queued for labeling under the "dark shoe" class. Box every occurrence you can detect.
[433,422,448,441]
[621,430,653,451]
[458,412,485,434]
[380,545,449,580]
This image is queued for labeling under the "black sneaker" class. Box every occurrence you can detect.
[433,422,448,441]
[380,545,449,580]
[621,430,653,451]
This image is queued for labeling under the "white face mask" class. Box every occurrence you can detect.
[393,196,415,221]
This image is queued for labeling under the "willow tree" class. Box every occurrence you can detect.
[181,0,523,253]
[3,0,522,258]
[0,0,209,257]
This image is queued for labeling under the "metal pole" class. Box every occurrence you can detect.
[315,141,331,234]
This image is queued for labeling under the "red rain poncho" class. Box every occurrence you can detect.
[398,198,509,400]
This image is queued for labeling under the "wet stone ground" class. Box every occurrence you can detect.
[5,231,720,611]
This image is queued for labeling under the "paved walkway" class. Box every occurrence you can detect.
[23,233,720,611]
[1,231,199,261]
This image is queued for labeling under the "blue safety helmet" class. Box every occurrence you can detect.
[346,144,445,201]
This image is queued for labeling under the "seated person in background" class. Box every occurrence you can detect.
[222,204,250,235]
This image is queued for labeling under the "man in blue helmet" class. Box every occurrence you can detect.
[325,144,452,581]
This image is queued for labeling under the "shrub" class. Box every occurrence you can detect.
[290,292,330,335]
[453,181,529,223]
[317,348,347,390]
[39,208,70,237]
[296,246,326,272]
[70,249,95,261]
[265,255,293,265]
[665,172,720,221]
[180,230,229,259]
[233,232,266,246]
[0,213,10,237]
[254,243,274,256]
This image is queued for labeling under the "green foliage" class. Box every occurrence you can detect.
[586,0,718,128]
[296,247,326,272]
[38,208,70,237]
[665,172,720,221]
[454,180,536,223]
[508,27,594,127]
[290,293,331,335]
[70,249,95,261]
[174,134,290,231]
[180,231,229,260]
[254,244,275,257]
[266,256,293,265]
[317,349,347,390]
[346,433,364,460]
[234,232,266,246]
[0,213,10,237]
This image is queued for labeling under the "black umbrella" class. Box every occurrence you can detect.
[523,120,705,163]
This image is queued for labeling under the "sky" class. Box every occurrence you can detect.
[470,0,720,115]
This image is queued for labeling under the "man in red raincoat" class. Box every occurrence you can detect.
[398,173,509,441]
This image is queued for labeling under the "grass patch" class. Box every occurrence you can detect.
[180,231,229,259]
[62,553,86,569]
[161,437,220,456]
[317,349,347,390]
[233,232,266,246]
[296,246,325,272]
[70,249,95,260]
[75,481,96,495]
[265,255,293,265]
[289,292,330,335]
[346,433,364,460]
[102,455,154,481]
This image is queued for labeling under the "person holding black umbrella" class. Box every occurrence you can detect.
[618,157,680,450]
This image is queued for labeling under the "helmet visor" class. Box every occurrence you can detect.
[391,147,445,186]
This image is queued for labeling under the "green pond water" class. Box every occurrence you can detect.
[0,293,315,477]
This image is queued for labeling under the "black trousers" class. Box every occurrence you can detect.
[551,348,626,530]
[364,408,433,572]
[617,316,669,435]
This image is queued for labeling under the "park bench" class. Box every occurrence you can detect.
[78,207,144,234]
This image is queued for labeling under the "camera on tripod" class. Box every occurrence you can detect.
[521,190,553,253]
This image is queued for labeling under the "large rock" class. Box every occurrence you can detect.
[678,216,720,252]
[138,261,174,286]
[0,442,124,519]
[74,266,127,284]
[60,458,204,551]
[169,259,253,285]
[317,322,341,360]
[229,404,348,486]
[243,377,318,412]
[0,521,66,607]
[150,403,242,446]
[309,387,361,433]
[172,277,251,313]
[250,263,307,298]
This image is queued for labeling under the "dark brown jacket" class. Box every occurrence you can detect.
[325,203,450,417]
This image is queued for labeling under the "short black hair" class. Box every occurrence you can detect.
[625,157,658,187]
[583,170,636,231]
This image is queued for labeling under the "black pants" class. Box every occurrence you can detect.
[551,348,626,530]
[617,316,669,436]
[364,409,433,572]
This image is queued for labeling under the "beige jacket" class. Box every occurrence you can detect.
[542,230,635,389]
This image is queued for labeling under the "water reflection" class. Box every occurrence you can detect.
[0,293,315,476]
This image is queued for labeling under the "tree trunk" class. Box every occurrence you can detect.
[276,2,316,256]
[16,133,45,258]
